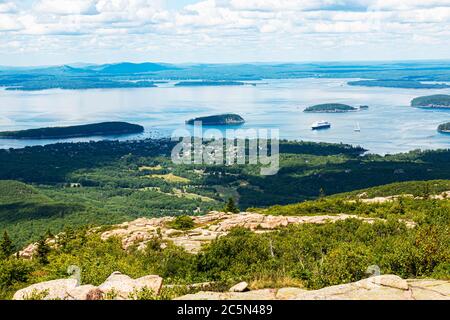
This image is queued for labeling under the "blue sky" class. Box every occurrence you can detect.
[1,0,450,66]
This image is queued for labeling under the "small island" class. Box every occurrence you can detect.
[348,80,450,89]
[175,81,245,87]
[186,114,245,126]
[411,95,450,108]
[0,122,144,139]
[438,122,450,133]
[304,103,358,113]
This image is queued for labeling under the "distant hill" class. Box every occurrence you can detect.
[175,81,245,87]
[411,95,450,108]
[348,79,450,89]
[96,62,175,74]
[0,122,144,139]
[186,114,245,125]
[0,180,46,203]
[304,103,357,113]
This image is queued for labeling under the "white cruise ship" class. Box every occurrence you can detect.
[311,121,331,130]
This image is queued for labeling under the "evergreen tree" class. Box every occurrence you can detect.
[319,188,326,199]
[224,198,239,213]
[0,231,14,259]
[36,236,50,265]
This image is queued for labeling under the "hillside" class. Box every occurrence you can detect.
[0,122,144,139]
[97,62,174,74]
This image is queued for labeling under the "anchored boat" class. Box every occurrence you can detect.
[311,121,331,130]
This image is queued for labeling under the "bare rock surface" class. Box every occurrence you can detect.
[175,276,450,301]
[97,211,401,254]
[13,279,78,300]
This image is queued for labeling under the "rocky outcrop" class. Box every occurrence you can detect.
[175,276,450,300]
[97,212,394,254]
[13,272,162,300]
[18,211,415,257]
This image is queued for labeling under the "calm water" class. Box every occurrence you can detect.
[1,78,450,155]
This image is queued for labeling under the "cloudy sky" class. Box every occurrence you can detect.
[1,0,450,66]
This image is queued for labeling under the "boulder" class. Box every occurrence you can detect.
[98,271,163,299]
[13,279,78,300]
[229,281,248,292]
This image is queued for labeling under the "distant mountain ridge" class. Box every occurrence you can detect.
[90,62,176,74]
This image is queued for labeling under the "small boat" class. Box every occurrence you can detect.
[354,122,361,132]
[311,121,331,130]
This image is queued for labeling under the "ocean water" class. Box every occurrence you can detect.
[1,78,450,155]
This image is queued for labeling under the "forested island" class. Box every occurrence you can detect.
[186,114,245,125]
[438,122,450,133]
[0,122,144,139]
[5,79,158,91]
[304,103,357,113]
[411,94,450,108]
[348,79,450,89]
[175,81,245,87]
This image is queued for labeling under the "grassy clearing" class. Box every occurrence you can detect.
[145,173,190,184]
[138,165,163,171]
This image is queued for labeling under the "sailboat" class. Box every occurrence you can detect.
[354,122,361,132]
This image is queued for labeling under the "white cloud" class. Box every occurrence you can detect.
[0,14,23,31]
[0,0,449,64]
[34,0,98,15]
[0,2,17,13]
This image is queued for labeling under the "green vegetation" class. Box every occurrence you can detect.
[0,122,144,139]
[348,80,450,89]
[186,114,245,125]
[304,103,357,113]
[334,180,450,199]
[0,231,14,259]
[168,216,196,230]
[411,94,450,108]
[2,139,450,249]
[223,198,240,213]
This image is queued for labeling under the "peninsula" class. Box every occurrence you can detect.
[186,114,245,125]
[304,103,358,113]
[0,122,144,139]
[348,79,450,89]
[411,94,450,108]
